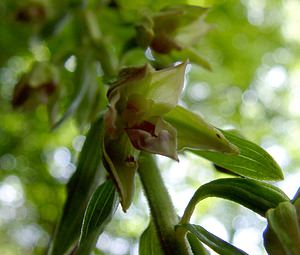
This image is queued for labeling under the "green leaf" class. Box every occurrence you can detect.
[139,220,164,255]
[177,224,248,255]
[76,180,119,255]
[191,130,284,180]
[48,117,105,255]
[187,232,210,255]
[53,50,98,129]
[181,178,289,224]
[164,106,239,154]
[264,201,300,255]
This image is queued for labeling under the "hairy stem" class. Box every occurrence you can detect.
[138,153,191,255]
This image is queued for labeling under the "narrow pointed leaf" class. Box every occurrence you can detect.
[181,178,289,224]
[76,180,118,255]
[53,51,96,129]
[264,202,300,255]
[177,224,248,255]
[191,130,284,180]
[139,220,164,255]
[187,232,210,255]
[48,117,104,255]
[164,106,239,154]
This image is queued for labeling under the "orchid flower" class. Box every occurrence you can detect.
[103,62,238,211]
[136,6,210,54]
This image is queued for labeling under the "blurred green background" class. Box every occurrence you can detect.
[1,0,300,254]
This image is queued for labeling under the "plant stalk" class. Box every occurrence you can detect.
[138,153,191,255]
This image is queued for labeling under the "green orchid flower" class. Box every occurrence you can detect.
[12,62,59,110]
[103,62,238,211]
[136,6,209,54]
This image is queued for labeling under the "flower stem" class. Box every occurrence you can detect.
[138,153,191,255]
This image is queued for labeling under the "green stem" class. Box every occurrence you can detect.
[138,153,191,255]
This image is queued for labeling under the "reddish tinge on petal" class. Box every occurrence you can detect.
[126,119,178,161]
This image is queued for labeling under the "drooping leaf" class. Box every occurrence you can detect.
[187,232,210,255]
[177,224,248,255]
[181,178,289,224]
[76,180,118,255]
[263,201,300,255]
[48,117,105,255]
[191,130,284,180]
[164,106,239,154]
[139,220,164,255]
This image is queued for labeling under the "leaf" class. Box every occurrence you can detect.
[48,117,105,255]
[191,130,284,180]
[177,224,248,255]
[76,180,119,255]
[187,232,210,255]
[139,220,164,255]
[164,106,239,154]
[52,50,97,129]
[264,201,300,255]
[181,178,289,224]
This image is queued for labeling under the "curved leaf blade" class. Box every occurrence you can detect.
[181,178,289,224]
[48,117,104,255]
[187,232,209,255]
[191,130,284,181]
[178,224,248,255]
[76,180,118,254]
[139,220,164,255]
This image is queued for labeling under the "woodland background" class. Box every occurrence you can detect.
[1,0,300,254]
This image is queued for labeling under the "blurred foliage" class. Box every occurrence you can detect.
[1,0,300,254]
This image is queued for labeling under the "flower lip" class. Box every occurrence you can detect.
[127,120,157,136]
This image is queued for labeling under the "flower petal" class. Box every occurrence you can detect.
[147,62,187,113]
[126,118,178,161]
[103,133,140,212]
[107,62,187,119]
[164,106,239,154]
